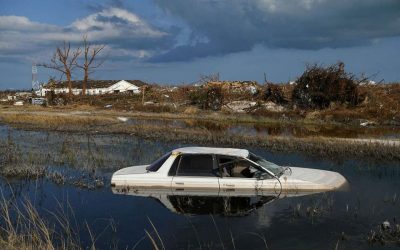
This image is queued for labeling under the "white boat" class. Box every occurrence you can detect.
[111,147,348,194]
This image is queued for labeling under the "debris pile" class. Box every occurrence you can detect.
[367,220,400,246]
[262,101,285,112]
[206,80,258,94]
[189,86,223,111]
[262,83,287,104]
[292,62,359,109]
[225,101,257,113]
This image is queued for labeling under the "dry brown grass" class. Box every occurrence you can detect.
[1,108,399,160]
[0,104,291,127]
[183,106,201,115]
[3,83,400,125]
[0,194,84,250]
[0,113,115,130]
[306,84,400,125]
[357,83,400,122]
[1,97,399,161]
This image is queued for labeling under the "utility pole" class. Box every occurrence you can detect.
[32,63,39,92]
[141,86,145,104]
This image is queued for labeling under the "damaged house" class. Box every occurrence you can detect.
[38,80,146,96]
[206,81,258,94]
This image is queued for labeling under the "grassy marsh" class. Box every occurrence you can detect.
[0,110,399,162]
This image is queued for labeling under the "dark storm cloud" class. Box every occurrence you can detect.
[84,0,125,12]
[1,0,399,68]
[150,0,400,62]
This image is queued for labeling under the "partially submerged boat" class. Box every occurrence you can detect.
[111,147,348,194]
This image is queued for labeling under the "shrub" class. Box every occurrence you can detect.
[45,92,69,105]
[189,86,223,110]
[133,103,176,113]
[206,86,223,111]
[188,88,208,108]
[262,83,287,104]
[292,62,359,109]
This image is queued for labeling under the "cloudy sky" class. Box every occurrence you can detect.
[1,0,399,89]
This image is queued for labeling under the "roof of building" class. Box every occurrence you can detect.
[207,81,258,87]
[45,80,146,89]
[172,147,249,158]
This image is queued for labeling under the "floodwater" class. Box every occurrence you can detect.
[0,125,400,249]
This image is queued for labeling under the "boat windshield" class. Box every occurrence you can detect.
[146,152,171,172]
[248,153,283,176]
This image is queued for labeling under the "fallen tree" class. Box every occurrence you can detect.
[292,62,359,109]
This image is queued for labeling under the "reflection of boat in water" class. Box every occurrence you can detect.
[112,186,324,216]
[167,195,275,216]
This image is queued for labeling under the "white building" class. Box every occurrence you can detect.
[39,80,145,96]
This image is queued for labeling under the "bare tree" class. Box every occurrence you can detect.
[76,36,105,95]
[199,72,220,84]
[40,41,81,96]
